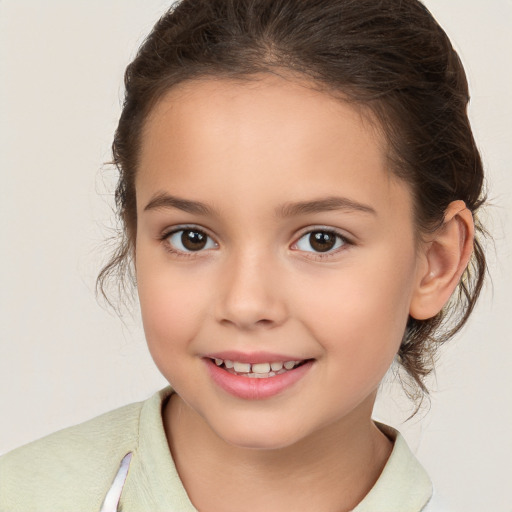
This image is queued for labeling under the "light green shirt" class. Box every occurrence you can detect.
[0,386,433,511]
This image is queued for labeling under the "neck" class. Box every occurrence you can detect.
[163,393,392,512]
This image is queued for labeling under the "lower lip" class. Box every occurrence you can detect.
[204,358,314,400]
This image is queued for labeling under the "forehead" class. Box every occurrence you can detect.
[140,74,383,169]
[136,74,412,221]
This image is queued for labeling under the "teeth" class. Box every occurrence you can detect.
[252,362,271,374]
[212,358,304,375]
[233,361,251,373]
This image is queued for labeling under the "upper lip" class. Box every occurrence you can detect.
[203,351,310,364]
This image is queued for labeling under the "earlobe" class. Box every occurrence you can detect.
[409,200,474,321]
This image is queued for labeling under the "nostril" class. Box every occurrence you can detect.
[256,319,273,326]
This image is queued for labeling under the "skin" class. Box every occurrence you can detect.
[134,73,474,512]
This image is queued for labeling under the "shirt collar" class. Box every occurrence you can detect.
[127,387,432,511]
[351,422,433,512]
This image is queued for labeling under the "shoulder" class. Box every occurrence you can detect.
[0,398,144,512]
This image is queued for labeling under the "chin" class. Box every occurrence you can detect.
[223,431,302,451]
[207,414,310,451]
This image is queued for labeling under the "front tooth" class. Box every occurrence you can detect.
[270,362,283,371]
[224,360,235,369]
[233,362,251,373]
[214,358,223,366]
[252,362,271,374]
[283,360,296,370]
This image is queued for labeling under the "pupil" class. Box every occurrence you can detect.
[182,230,207,251]
[310,231,335,252]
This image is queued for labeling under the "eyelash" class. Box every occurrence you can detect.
[159,225,353,260]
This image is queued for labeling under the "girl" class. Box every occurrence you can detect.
[0,0,494,510]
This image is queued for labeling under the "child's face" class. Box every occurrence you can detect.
[135,74,426,449]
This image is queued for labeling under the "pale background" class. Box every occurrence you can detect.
[0,1,510,510]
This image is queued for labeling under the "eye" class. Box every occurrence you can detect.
[165,228,217,253]
[293,229,347,254]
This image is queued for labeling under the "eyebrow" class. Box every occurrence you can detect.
[144,192,215,216]
[143,192,376,217]
[276,196,376,217]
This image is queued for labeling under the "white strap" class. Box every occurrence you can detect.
[99,452,133,512]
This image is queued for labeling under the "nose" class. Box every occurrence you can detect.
[215,248,288,331]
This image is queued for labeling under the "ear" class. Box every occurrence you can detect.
[409,200,474,321]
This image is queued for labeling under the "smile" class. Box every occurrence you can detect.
[211,358,306,378]
[204,356,314,400]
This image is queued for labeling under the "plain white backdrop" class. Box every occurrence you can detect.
[0,1,511,510]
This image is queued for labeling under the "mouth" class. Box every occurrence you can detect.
[208,357,312,378]
[204,356,315,400]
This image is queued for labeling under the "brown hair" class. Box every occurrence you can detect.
[98,0,487,402]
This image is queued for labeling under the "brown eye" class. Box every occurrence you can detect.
[166,228,216,252]
[310,232,336,252]
[181,230,207,250]
[295,230,346,254]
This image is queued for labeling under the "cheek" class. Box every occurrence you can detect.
[136,253,213,364]
[292,247,417,374]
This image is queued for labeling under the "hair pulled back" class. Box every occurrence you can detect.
[99,0,487,402]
